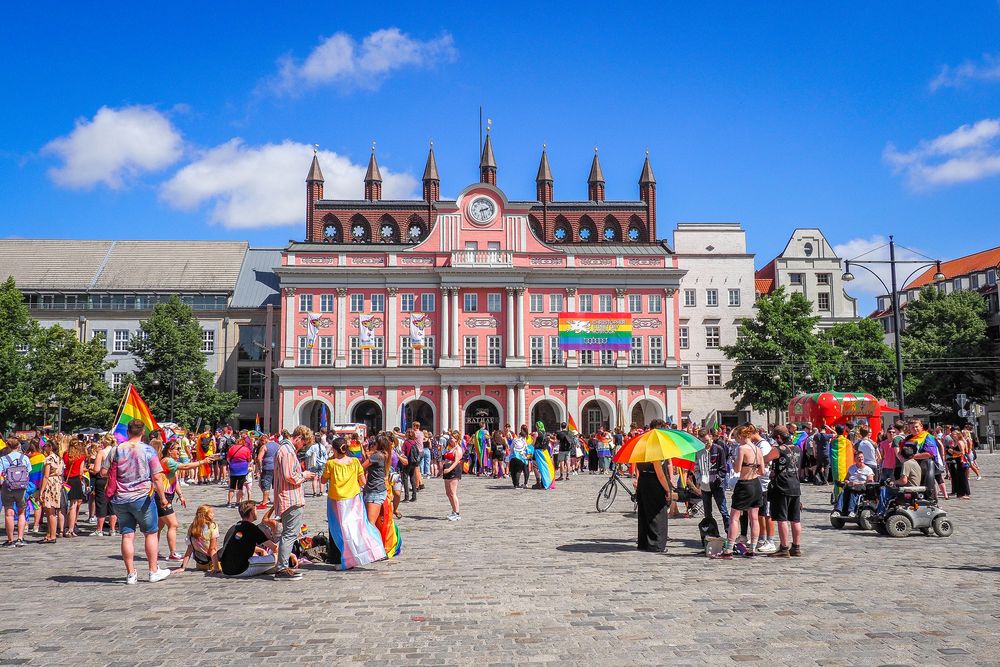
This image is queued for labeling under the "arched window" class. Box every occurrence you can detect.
[377,215,399,243]
[578,215,597,242]
[321,214,341,243]
[406,215,425,243]
[349,214,371,243]
[602,215,621,242]
[553,215,571,243]
[528,215,543,240]
[627,215,646,242]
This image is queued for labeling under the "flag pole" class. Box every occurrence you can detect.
[110,383,131,433]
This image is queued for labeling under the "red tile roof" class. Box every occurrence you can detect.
[905,245,1000,289]
[755,278,774,294]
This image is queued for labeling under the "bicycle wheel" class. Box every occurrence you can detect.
[596,479,618,512]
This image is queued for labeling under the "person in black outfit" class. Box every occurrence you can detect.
[219,501,277,577]
[635,419,673,553]
[764,426,803,557]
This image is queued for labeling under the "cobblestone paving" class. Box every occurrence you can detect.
[1,456,998,666]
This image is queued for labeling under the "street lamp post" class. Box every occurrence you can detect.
[153,373,194,423]
[842,235,944,411]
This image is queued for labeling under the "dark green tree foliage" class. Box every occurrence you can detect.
[26,325,117,430]
[723,288,825,414]
[823,319,896,398]
[901,286,999,413]
[130,296,238,427]
[0,277,35,428]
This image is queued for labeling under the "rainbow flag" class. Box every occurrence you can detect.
[255,413,261,433]
[348,440,364,460]
[28,452,45,489]
[534,447,555,489]
[558,312,632,351]
[792,431,808,448]
[379,494,402,559]
[831,434,854,482]
[111,384,160,443]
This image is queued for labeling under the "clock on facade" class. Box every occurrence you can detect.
[467,196,497,225]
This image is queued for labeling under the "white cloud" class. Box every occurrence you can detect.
[930,53,1000,91]
[833,236,928,313]
[160,139,418,229]
[884,118,1000,188]
[43,105,183,189]
[270,27,456,94]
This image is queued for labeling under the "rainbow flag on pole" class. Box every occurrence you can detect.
[557,312,632,351]
[111,384,161,442]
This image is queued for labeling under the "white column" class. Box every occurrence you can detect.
[334,387,347,423]
[664,288,675,365]
[506,385,515,427]
[386,386,398,430]
[440,288,450,362]
[450,384,460,432]
[284,288,297,368]
[567,386,579,429]
[505,287,516,358]
[517,383,526,428]
[515,288,526,358]
[440,385,450,434]
[386,287,398,368]
[451,288,460,359]
[565,287,578,367]
[281,388,296,430]
[335,287,347,368]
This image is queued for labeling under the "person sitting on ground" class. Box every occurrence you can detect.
[219,501,278,577]
[176,504,221,573]
[835,451,875,518]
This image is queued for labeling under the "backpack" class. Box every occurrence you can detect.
[2,453,29,492]
[698,516,720,546]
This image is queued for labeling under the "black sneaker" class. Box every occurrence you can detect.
[0,541,13,548]
[274,568,303,580]
[14,539,25,548]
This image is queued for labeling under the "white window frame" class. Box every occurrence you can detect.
[401,293,416,312]
[790,273,803,285]
[420,293,435,312]
[529,294,544,313]
[370,293,385,313]
[683,289,696,307]
[349,337,363,366]
[200,328,215,354]
[320,294,334,313]
[297,336,312,366]
[705,325,721,349]
[113,329,130,353]
[487,335,502,366]
[400,336,414,366]
[648,294,663,313]
[464,336,478,366]
[111,372,127,391]
[319,336,334,366]
[421,336,435,366]
[530,336,544,365]
[707,364,722,386]
[728,289,741,307]
[549,293,564,313]
[549,336,563,366]
[630,336,643,365]
[649,336,663,365]
[370,337,384,366]
[580,349,594,366]
[299,294,313,312]
[628,294,642,313]
[706,289,719,307]
[681,364,690,387]
[816,273,831,286]
[598,294,613,312]
[350,294,364,313]
[578,294,593,312]
[600,349,614,366]
[464,293,478,313]
[487,292,502,313]
[92,330,108,347]
[679,326,689,350]
[817,292,831,311]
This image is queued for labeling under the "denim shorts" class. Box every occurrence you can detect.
[363,489,388,504]
[259,470,274,491]
[112,495,158,534]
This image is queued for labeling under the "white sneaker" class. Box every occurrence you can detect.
[453,513,461,521]
[91,531,103,538]
[148,568,172,583]
[180,480,190,487]
[125,571,138,585]
[447,512,458,521]
[87,516,97,524]
[757,540,777,554]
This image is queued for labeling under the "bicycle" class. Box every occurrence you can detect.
[595,465,637,512]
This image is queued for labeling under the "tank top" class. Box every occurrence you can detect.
[771,444,801,496]
[262,441,279,472]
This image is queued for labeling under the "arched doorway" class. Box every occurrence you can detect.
[464,399,500,436]
[580,399,611,436]
[300,400,332,432]
[403,399,434,434]
[531,399,562,433]
[350,400,383,433]
[630,399,664,429]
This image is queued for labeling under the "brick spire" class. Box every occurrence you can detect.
[422,141,440,202]
[535,144,553,203]
[480,132,497,185]
[306,146,324,241]
[639,150,656,240]
[588,147,605,202]
[364,142,382,201]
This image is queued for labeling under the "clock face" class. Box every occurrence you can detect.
[468,196,497,224]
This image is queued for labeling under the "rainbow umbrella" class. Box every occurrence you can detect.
[612,428,705,470]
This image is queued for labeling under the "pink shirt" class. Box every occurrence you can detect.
[273,441,305,515]
[878,439,897,469]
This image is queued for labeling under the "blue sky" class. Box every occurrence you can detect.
[2,3,999,305]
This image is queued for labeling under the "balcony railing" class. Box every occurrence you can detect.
[450,250,513,267]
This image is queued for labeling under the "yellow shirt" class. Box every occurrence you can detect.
[322,457,363,501]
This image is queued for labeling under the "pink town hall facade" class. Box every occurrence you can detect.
[275,138,685,436]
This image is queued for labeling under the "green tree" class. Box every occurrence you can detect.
[130,295,238,427]
[823,319,896,399]
[26,325,117,431]
[901,286,999,414]
[723,287,829,416]
[0,277,35,429]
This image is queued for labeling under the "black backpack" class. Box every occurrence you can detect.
[698,516,720,546]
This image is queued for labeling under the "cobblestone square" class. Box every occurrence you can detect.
[1,458,998,666]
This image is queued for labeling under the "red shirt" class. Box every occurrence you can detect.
[63,454,85,478]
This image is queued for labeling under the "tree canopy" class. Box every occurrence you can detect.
[0,277,35,429]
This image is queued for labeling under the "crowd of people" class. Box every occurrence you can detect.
[0,413,986,582]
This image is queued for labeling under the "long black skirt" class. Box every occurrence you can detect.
[948,460,971,497]
[636,473,668,551]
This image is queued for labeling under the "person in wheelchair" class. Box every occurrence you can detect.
[834,451,875,518]
[878,444,923,513]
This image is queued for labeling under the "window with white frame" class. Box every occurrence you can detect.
[649,336,663,365]
[320,294,334,312]
[648,294,662,313]
[319,336,333,365]
[350,294,364,312]
[628,294,642,313]
[705,325,720,348]
[681,364,690,386]
[299,294,313,312]
[549,336,563,365]
[630,336,643,365]
[706,289,719,307]
[707,364,722,386]
[598,294,613,312]
[92,330,107,347]
[580,349,594,365]
[817,292,831,311]
[200,329,215,353]
[488,336,502,365]
[400,336,414,365]
[421,293,435,312]
[679,326,689,349]
[579,294,593,312]
[683,289,696,307]
[463,293,478,312]
[816,273,831,285]
[14,343,29,355]
[349,337,363,366]
[549,293,564,313]
[400,293,415,312]
[113,329,130,353]
[728,289,741,306]
[529,294,544,313]
[530,336,544,365]
[487,293,502,313]
[370,337,384,366]
[790,273,803,285]
[370,293,385,313]
[111,372,127,391]
[297,336,312,366]
[464,336,478,366]
[600,349,614,366]
[421,336,435,366]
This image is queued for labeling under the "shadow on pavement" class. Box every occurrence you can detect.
[48,575,121,584]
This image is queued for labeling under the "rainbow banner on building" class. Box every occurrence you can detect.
[557,312,632,351]
[111,384,161,442]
